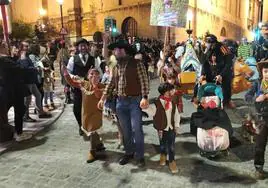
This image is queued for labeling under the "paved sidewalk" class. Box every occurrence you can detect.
[0,82,65,154]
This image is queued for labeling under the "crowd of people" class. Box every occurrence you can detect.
[1,22,268,179]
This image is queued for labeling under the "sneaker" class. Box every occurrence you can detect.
[159,154,167,166]
[169,160,178,174]
[23,116,37,122]
[255,170,265,180]
[39,112,52,118]
[14,133,32,142]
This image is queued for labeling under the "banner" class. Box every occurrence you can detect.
[150,0,189,27]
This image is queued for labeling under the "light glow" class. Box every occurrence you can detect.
[57,0,64,5]
[39,8,47,16]
[187,9,193,21]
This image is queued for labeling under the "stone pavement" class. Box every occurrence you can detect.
[0,79,268,188]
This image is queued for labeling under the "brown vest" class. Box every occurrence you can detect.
[125,60,142,96]
[153,98,176,130]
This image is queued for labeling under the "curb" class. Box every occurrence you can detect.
[0,92,65,155]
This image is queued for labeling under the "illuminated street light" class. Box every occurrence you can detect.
[39,8,47,17]
[186,9,193,39]
[187,9,193,22]
[57,0,64,5]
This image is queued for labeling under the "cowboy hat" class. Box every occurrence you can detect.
[108,39,134,54]
[75,38,89,46]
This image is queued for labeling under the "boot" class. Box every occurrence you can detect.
[169,160,178,174]
[159,154,166,166]
[87,151,96,163]
[96,143,106,152]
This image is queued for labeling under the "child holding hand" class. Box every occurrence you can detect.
[143,82,180,173]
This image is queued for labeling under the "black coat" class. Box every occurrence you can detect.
[0,56,33,97]
[201,42,233,81]
[190,108,233,137]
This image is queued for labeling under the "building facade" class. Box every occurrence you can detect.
[9,0,268,43]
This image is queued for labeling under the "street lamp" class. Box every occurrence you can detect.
[186,9,193,39]
[39,8,47,17]
[57,0,64,29]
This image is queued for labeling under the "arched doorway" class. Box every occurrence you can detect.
[220,27,227,37]
[121,17,137,37]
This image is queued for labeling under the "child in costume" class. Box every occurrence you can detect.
[254,61,268,179]
[63,66,105,163]
[144,82,180,173]
[166,74,184,113]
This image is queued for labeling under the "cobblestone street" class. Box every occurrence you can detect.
[0,80,268,188]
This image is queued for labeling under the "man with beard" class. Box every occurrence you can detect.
[67,38,95,136]
[98,36,149,168]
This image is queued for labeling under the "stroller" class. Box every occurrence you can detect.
[191,83,231,158]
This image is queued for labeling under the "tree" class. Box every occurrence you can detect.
[0,20,34,40]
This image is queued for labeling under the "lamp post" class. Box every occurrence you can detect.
[39,7,47,32]
[57,0,65,40]
[186,9,193,39]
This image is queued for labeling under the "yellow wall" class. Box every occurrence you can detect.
[10,0,42,23]
[263,0,268,22]
[9,0,268,42]
[46,0,74,18]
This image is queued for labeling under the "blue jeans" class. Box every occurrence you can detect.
[116,96,144,159]
[159,129,176,162]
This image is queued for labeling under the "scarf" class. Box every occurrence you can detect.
[159,96,172,110]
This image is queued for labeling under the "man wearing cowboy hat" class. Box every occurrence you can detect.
[67,38,100,136]
[98,36,149,167]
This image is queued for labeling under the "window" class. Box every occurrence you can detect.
[119,0,122,5]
